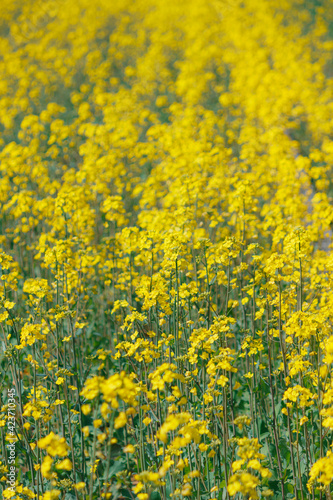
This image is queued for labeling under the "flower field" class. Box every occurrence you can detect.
[1,0,333,498]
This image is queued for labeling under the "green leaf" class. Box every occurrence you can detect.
[151,492,162,500]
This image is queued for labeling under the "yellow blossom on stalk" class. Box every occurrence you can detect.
[80,372,138,409]
[42,491,61,500]
[283,385,315,408]
[124,444,135,453]
[81,404,91,415]
[228,436,271,497]
[234,416,251,431]
[308,451,333,490]
[74,483,86,491]
[1,0,333,498]
[41,456,53,479]
[38,432,69,457]
[55,459,72,470]
[114,412,127,429]
[156,413,192,444]
[3,490,15,499]
[228,472,260,498]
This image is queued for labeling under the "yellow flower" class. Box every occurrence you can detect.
[74,482,86,490]
[181,483,192,496]
[189,470,200,478]
[42,491,61,500]
[114,412,127,429]
[56,458,72,470]
[124,444,135,453]
[41,456,53,478]
[98,433,107,443]
[81,404,91,415]
[3,490,16,499]
[82,426,89,437]
[38,432,69,457]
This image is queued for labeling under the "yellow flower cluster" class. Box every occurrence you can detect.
[0,0,333,499]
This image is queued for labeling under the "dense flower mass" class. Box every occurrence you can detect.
[0,0,333,498]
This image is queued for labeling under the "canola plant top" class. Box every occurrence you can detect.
[0,0,333,499]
